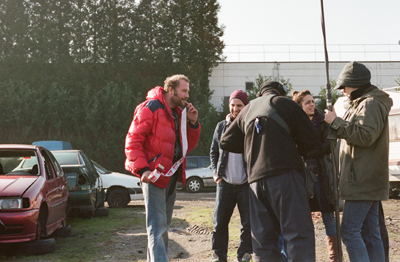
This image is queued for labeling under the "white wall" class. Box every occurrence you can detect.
[209,61,400,109]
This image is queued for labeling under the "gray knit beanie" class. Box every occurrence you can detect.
[334,61,371,90]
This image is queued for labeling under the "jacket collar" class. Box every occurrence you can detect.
[146,86,182,118]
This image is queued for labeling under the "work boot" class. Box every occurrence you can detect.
[326,235,340,262]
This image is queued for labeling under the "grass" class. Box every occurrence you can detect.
[171,204,243,260]
[2,206,145,262]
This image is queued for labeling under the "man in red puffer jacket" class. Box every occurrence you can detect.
[125,74,200,262]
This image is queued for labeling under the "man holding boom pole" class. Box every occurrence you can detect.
[325,61,392,262]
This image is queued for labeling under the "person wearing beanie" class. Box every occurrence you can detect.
[219,81,318,261]
[325,61,393,262]
[210,90,252,262]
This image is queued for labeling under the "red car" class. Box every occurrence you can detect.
[0,144,69,243]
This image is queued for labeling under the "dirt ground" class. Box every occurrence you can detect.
[119,191,400,262]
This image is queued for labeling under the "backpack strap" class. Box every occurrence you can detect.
[244,94,290,134]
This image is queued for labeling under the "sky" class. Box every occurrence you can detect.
[217,0,400,62]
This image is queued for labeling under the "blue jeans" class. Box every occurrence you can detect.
[142,182,176,262]
[212,180,252,262]
[341,200,384,262]
[315,176,336,236]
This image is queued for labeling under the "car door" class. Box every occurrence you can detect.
[46,150,69,213]
[200,165,214,187]
[41,150,65,224]
[79,151,105,208]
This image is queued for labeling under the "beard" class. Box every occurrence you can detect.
[173,92,186,107]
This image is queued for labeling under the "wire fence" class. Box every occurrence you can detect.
[223,44,400,62]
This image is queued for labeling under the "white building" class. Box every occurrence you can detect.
[209,61,400,109]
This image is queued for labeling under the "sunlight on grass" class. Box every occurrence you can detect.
[172,204,243,261]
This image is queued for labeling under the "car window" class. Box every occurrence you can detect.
[41,150,56,180]
[0,149,39,175]
[186,157,198,169]
[200,157,211,168]
[52,152,80,165]
[45,149,64,177]
[79,152,98,176]
[92,160,110,174]
[21,157,38,168]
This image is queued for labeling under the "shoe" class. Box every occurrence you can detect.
[212,252,220,262]
[241,253,252,262]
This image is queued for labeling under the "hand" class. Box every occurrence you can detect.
[141,171,152,183]
[185,102,198,125]
[324,107,337,124]
[213,174,222,184]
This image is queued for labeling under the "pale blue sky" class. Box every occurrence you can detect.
[217,0,400,61]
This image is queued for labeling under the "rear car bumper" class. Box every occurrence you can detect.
[68,190,96,213]
[128,188,143,200]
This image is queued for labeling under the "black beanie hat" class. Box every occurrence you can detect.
[335,61,371,90]
[257,81,287,97]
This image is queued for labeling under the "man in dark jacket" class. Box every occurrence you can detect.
[325,61,392,262]
[220,81,318,262]
[125,74,201,262]
[210,90,252,262]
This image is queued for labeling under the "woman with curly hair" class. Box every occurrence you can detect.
[292,89,338,262]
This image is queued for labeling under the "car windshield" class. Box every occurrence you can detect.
[0,149,40,175]
[52,152,79,165]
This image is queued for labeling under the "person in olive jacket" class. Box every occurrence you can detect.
[325,61,393,262]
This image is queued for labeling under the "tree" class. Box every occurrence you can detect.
[0,0,30,62]
[0,0,226,169]
[316,78,343,111]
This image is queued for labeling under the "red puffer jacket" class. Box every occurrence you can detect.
[125,86,201,188]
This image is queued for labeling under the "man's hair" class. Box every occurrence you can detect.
[164,74,190,92]
[292,89,312,106]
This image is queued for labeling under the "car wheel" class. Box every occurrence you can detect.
[107,188,130,208]
[81,211,94,218]
[36,208,47,239]
[176,182,184,191]
[51,224,72,238]
[20,238,56,255]
[94,207,109,217]
[186,177,203,193]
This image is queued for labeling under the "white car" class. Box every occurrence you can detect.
[92,161,143,207]
[184,165,216,193]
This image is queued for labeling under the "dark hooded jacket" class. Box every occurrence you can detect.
[220,90,318,183]
[210,114,247,179]
[329,85,393,200]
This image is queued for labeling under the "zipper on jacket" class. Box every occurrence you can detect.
[148,153,162,163]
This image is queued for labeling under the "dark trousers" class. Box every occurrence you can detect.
[212,180,253,262]
[249,170,315,262]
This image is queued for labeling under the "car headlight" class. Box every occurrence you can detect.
[0,198,23,209]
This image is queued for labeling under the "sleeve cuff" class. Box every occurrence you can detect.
[330,117,342,130]
[188,120,199,129]
[137,167,150,177]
